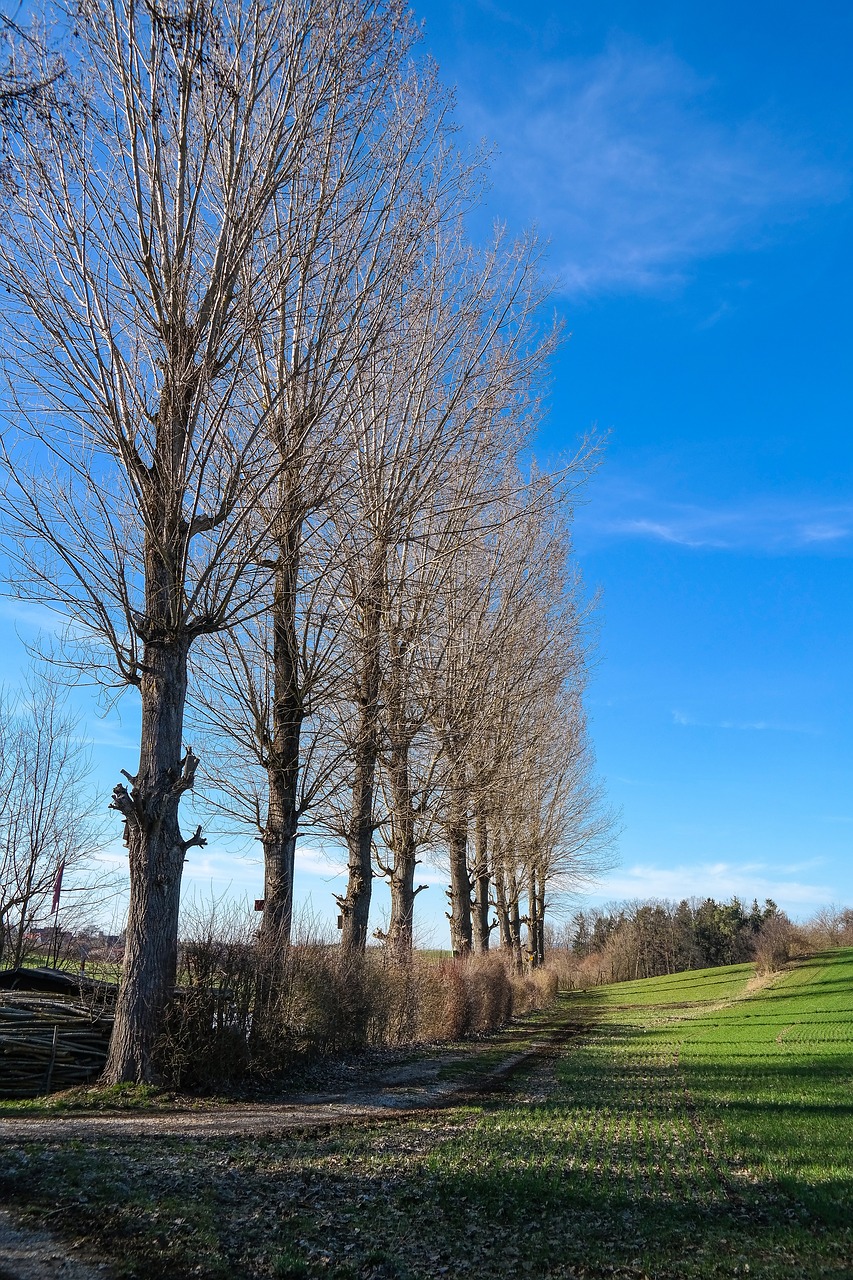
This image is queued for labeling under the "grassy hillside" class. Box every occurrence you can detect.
[1,950,851,1279]
[679,951,853,1224]
[584,949,853,1227]
[550,949,853,1274]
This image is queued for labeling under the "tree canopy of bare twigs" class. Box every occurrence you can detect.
[0,11,68,145]
[0,669,111,969]
[188,20,448,949]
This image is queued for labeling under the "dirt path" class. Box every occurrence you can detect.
[0,1211,110,1280]
[0,1054,532,1142]
[0,1086,435,1279]
[0,1015,588,1144]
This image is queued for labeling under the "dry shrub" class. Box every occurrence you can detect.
[377,959,423,1045]
[575,950,613,988]
[156,903,257,1088]
[547,948,585,990]
[753,914,796,974]
[253,943,384,1065]
[261,948,555,1058]
[154,899,561,1088]
[410,956,457,1041]
[431,958,470,1039]
[465,956,514,1033]
[411,954,553,1041]
[507,965,556,1016]
[525,965,559,1008]
[801,906,853,951]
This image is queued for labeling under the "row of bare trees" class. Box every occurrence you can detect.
[0,0,610,1083]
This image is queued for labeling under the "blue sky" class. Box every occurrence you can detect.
[3,0,851,938]
[410,0,852,921]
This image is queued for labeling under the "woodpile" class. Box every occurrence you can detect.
[0,992,114,1097]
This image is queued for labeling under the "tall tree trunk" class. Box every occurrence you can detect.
[534,878,547,967]
[493,849,512,954]
[387,871,417,962]
[527,867,546,967]
[260,766,299,945]
[527,868,538,967]
[260,518,304,948]
[472,806,490,954]
[496,848,523,971]
[383,628,432,964]
[384,694,418,964]
[104,637,200,1083]
[508,892,524,971]
[446,763,472,957]
[339,554,384,952]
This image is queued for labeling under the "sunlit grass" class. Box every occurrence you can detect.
[588,960,756,1008]
[677,949,853,1224]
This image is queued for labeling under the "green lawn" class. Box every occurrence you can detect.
[1,950,851,1279]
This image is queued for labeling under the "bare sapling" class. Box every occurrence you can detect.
[0,670,110,969]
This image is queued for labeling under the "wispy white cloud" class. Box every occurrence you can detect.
[0,599,66,632]
[672,710,818,735]
[591,859,835,914]
[577,474,853,554]
[296,843,449,891]
[799,522,851,544]
[182,846,258,887]
[296,845,348,881]
[462,37,847,294]
[81,717,141,752]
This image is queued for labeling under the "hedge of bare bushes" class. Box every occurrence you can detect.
[548,902,853,990]
[156,910,558,1089]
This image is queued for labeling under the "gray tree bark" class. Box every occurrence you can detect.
[339,555,384,952]
[446,764,472,957]
[260,516,305,947]
[383,725,421,963]
[472,806,491,954]
[104,377,209,1083]
[106,638,203,1082]
[527,867,546,967]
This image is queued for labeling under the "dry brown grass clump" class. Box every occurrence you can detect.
[157,912,560,1088]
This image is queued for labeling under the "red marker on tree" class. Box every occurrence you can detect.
[51,859,65,915]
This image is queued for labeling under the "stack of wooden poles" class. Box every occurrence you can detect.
[0,992,114,1097]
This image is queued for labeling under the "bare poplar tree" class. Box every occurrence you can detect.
[0,0,377,1081]
[423,473,607,960]
[422,484,554,955]
[373,511,459,963]
[477,519,615,967]
[520,690,615,966]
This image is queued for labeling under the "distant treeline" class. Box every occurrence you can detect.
[550,898,853,986]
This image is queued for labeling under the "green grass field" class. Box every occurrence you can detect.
[1,950,851,1279]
